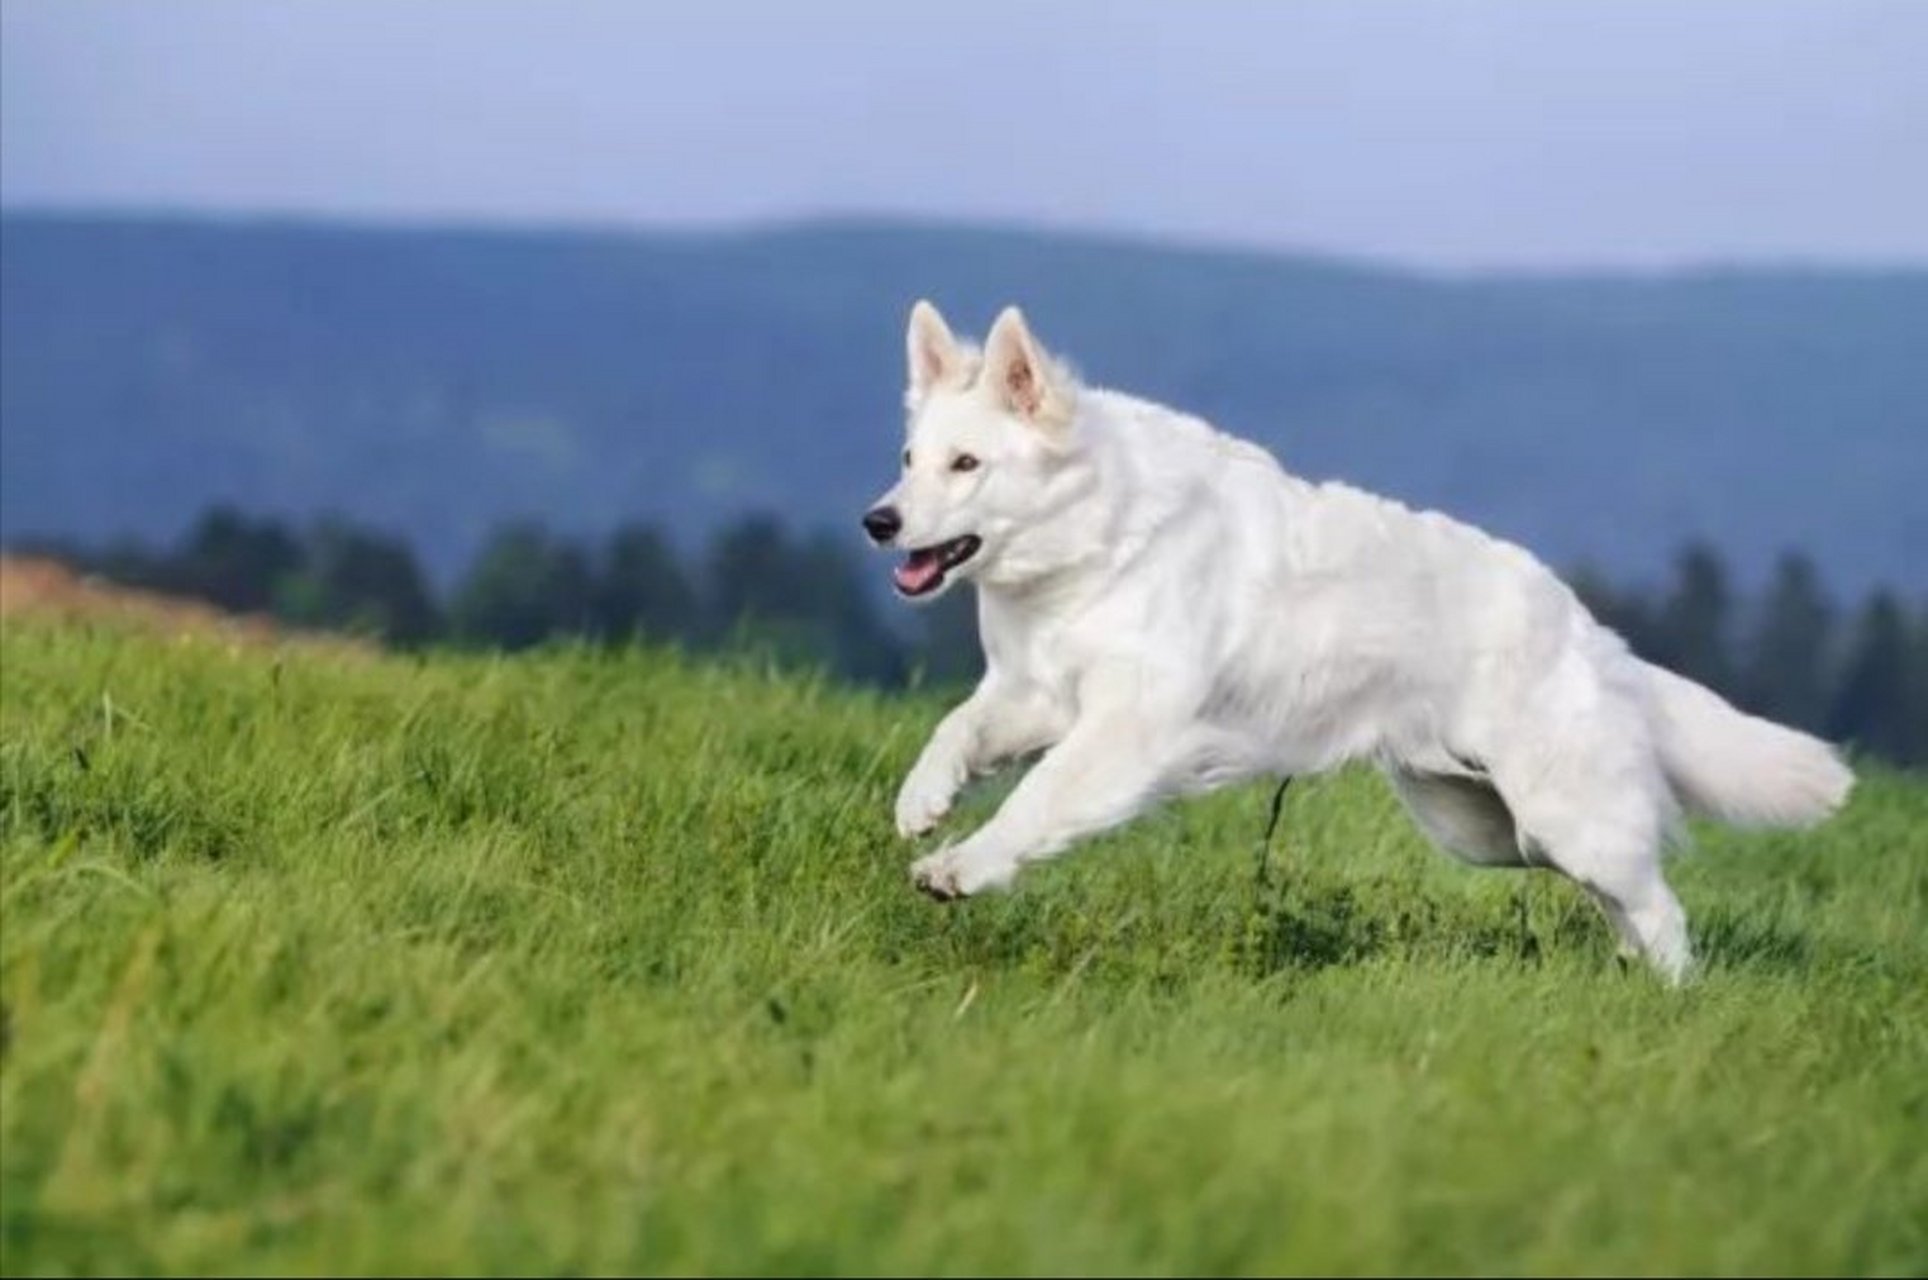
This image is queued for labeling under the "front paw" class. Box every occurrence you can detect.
[909,846,1016,902]
[895,764,960,839]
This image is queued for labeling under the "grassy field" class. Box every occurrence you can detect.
[2,619,1924,1276]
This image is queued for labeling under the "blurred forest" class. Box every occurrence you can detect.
[21,504,1926,768]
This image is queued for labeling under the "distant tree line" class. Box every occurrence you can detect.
[1568,546,1928,768]
[21,506,953,690]
[18,505,1927,768]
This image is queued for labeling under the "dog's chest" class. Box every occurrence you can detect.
[980,608,1089,712]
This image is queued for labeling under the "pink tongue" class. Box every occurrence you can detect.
[894,551,942,594]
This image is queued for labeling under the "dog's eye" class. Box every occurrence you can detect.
[902,448,912,469]
[951,453,981,473]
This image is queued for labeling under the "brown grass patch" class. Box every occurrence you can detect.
[0,555,368,655]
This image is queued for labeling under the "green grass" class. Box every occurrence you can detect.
[2,620,1925,1277]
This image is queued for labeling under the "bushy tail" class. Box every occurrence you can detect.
[1642,661,1854,828]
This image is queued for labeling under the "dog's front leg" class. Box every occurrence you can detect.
[910,702,1189,900]
[895,676,1062,838]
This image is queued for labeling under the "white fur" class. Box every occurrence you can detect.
[868,301,1855,983]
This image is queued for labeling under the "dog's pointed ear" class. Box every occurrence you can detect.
[906,299,964,404]
[983,305,1073,431]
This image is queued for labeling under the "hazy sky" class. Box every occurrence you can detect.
[4,1,1925,271]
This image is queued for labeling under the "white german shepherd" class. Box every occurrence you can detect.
[862,300,1853,982]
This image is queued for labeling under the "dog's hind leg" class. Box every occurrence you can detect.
[1583,858,1691,983]
[1387,766,1526,867]
[1578,883,1648,968]
[1497,772,1694,984]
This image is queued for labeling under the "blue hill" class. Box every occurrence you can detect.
[3,212,1923,591]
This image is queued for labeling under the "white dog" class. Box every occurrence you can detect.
[862,300,1853,982]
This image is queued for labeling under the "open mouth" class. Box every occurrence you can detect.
[892,534,982,598]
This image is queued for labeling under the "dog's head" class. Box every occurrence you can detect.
[862,300,1083,602]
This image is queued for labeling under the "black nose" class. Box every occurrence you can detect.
[862,505,902,544]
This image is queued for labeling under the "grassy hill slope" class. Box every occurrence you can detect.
[2,621,1924,1274]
